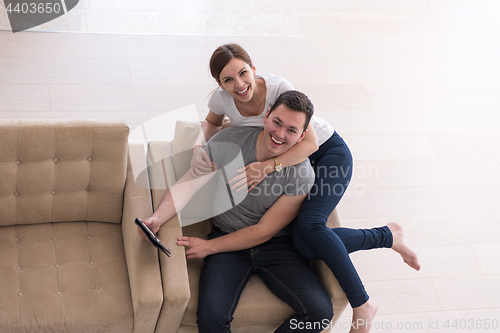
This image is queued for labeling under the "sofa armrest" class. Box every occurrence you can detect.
[146,140,191,333]
[326,208,341,229]
[154,214,191,333]
[313,208,348,331]
[122,144,164,333]
[312,261,348,330]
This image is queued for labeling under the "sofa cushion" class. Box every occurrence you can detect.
[0,120,129,227]
[0,221,133,333]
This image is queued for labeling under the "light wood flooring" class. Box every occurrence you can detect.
[1,1,500,332]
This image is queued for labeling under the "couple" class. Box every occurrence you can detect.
[139,44,420,333]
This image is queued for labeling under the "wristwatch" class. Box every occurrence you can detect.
[273,157,283,172]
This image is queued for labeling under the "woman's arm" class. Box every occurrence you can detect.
[191,111,225,176]
[177,194,307,258]
[193,111,225,146]
[230,123,319,192]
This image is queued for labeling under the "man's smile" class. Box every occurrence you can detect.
[270,135,284,145]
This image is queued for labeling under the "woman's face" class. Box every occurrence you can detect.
[218,58,256,103]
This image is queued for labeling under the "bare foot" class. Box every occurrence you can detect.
[387,222,421,271]
[350,298,378,333]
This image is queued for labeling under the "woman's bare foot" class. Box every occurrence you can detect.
[350,298,378,333]
[387,222,421,271]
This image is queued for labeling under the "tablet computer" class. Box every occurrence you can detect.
[135,218,171,257]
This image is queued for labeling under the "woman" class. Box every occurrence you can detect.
[191,43,420,333]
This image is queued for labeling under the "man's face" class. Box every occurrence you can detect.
[262,104,307,157]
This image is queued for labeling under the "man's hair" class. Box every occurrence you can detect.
[268,90,314,132]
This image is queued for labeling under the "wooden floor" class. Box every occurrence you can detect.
[1,1,500,332]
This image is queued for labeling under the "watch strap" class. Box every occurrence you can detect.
[273,157,283,172]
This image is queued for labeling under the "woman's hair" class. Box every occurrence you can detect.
[268,90,314,132]
[209,44,253,83]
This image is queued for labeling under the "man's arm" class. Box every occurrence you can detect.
[178,193,307,259]
[140,168,216,235]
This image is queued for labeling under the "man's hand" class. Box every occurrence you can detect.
[137,216,162,241]
[177,236,214,259]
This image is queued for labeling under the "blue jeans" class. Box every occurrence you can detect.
[291,132,393,308]
[197,228,333,333]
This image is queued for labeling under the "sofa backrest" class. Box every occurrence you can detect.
[0,120,129,227]
[172,121,217,226]
[147,121,219,227]
[169,120,200,178]
[171,119,232,179]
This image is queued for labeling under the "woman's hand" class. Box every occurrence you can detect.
[190,146,218,177]
[177,236,214,259]
[137,216,162,240]
[229,159,275,192]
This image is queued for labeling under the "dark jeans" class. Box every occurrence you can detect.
[291,132,393,308]
[197,229,333,333]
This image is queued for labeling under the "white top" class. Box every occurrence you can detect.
[207,73,334,145]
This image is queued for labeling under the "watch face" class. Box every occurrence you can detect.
[276,164,283,172]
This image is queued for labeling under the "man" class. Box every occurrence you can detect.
[140,90,333,332]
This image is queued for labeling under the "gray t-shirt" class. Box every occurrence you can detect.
[205,126,315,237]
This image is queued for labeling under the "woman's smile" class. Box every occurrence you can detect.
[235,86,250,96]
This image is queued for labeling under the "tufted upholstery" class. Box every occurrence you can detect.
[0,120,128,226]
[0,120,164,333]
[0,222,132,333]
[147,121,348,333]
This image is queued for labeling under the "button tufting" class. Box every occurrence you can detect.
[93,288,99,292]
[87,236,92,240]
[53,157,58,162]
[55,264,60,268]
[85,187,91,192]
[15,160,21,165]
[50,190,56,195]
[89,262,95,265]
[16,267,21,271]
[56,291,62,295]
[13,192,19,197]
[17,292,23,297]
[52,238,57,242]
[87,157,92,162]
[14,238,19,243]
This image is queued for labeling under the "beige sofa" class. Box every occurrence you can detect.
[0,120,164,333]
[147,121,349,333]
